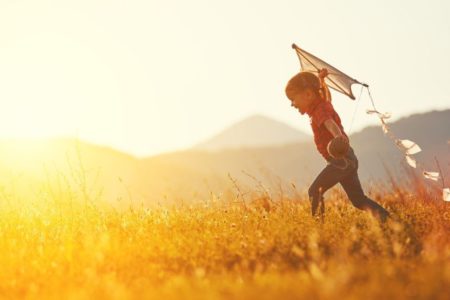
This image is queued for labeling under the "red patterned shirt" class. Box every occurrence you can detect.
[306,98,348,161]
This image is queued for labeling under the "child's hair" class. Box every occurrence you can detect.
[285,71,325,101]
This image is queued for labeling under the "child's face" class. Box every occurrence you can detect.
[287,89,315,115]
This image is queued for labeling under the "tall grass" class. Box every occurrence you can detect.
[0,159,448,299]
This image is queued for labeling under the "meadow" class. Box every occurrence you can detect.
[0,167,449,300]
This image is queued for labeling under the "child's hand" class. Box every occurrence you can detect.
[319,68,329,79]
[336,134,349,144]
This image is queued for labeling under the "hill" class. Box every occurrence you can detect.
[193,114,310,150]
[143,109,450,199]
[0,109,448,205]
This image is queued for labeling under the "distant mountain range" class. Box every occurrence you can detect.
[142,109,450,201]
[0,109,448,206]
[193,114,310,150]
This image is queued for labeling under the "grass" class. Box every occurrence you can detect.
[0,164,449,300]
[0,173,450,299]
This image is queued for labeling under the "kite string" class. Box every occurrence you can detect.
[347,84,364,135]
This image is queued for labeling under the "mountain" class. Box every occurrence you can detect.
[0,109,447,207]
[193,114,310,150]
[142,109,450,199]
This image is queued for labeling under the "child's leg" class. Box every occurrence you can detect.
[308,157,356,217]
[340,170,390,222]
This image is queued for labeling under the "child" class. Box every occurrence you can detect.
[285,69,390,222]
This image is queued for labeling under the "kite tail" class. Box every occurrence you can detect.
[364,86,448,198]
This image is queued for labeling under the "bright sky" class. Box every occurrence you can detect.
[0,0,449,157]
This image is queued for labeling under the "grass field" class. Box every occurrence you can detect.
[0,171,449,300]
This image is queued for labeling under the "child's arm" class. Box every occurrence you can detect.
[324,119,348,141]
[319,68,331,102]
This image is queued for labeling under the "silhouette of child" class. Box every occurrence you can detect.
[285,69,390,222]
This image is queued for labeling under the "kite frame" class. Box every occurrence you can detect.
[292,43,368,100]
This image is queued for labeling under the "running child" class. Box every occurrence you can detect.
[285,68,390,222]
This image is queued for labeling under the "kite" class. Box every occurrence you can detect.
[292,43,367,100]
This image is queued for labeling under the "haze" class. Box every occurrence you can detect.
[0,0,449,157]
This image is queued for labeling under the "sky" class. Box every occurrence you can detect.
[0,0,449,157]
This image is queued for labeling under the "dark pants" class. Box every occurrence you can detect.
[308,147,389,222]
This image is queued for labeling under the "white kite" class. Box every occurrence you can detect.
[292,43,368,100]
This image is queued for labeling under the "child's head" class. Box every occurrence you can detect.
[285,71,321,114]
